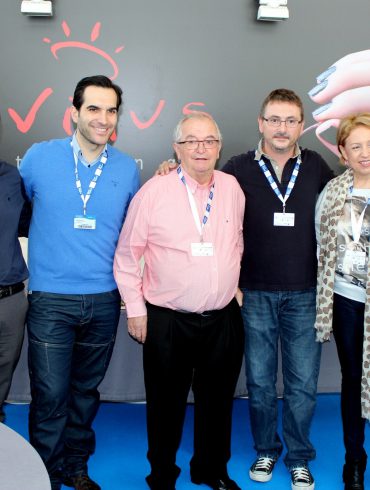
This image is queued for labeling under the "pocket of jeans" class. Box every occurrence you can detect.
[27,291,46,306]
[106,289,121,300]
[28,339,51,381]
[102,335,117,369]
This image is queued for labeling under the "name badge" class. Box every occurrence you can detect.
[191,242,214,256]
[344,249,366,268]
[74,215,96,230]
[274,212,295,227]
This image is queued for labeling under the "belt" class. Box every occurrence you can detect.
[176,309,216,317]
[147,301,232,319]
[0,282,25,300]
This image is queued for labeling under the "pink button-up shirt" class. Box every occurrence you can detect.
[113,169,245,317]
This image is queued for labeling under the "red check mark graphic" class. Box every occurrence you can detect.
[8,88,53,133]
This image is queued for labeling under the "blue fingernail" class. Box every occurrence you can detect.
[316,66,336,83]
[308,80,328,97]
[313,103,332,116]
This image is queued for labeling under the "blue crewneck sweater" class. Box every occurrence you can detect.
[20,138,140,294]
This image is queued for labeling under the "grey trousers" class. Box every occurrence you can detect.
[0,289,27,421]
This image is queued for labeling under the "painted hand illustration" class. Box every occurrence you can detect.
[307,49,370,156]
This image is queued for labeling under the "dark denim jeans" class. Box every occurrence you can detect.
[241,288,321,469]
[27,290,121,489]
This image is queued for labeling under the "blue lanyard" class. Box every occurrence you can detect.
[258,156,301,212]
[177,166,214,239]
[71,142,107,215]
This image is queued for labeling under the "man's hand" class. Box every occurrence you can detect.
[127,315,147,343]
[155,160,179,176]
[235,287,243,307]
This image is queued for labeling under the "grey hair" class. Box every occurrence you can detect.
[173,112,223,145]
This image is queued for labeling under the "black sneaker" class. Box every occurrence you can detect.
[249,456,276,482]
[290,465,315,490]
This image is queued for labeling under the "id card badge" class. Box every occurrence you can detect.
[344,249,366,269]
[74,215,96,230]
[273,212,295,227]
[191,242,214,257]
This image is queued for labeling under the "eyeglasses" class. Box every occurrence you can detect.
[262,117,302,128]
[176,139,220,150]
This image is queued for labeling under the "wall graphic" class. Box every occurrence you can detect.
[5,19,209,172]
[306,50,370,157]
[1,0,369,181]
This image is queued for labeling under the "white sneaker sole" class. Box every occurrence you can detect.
[291,481,315,490]
[249,469,273,482]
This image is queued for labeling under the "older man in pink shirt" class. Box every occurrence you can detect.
[113,112,245,490]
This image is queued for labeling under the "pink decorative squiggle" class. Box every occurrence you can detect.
[91,22,101,42]
[61,21,70,38]
[304,120,341,157]
[50,42,119,80]
[182,102,210,116]
[130,100,166,129]
[8,88,53,133]
[62,106,73,135]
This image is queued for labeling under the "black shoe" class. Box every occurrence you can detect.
[62,474,101,490]
[191,474,241,490]
[343,460,365,490]
[145,474,176,490]
[50,484,62,490]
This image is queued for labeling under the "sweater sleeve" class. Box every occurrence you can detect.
[221,157,237,177]
[113,187,150,318]
[19,144,37,201]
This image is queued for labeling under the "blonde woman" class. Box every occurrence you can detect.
[316,113,370,490]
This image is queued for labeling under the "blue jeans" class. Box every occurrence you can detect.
[241,288,321,469]
[27,290,121,488]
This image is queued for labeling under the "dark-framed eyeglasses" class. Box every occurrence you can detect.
[262,117,302,128]
[176,139,220,150]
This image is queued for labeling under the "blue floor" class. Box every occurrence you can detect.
[4,394,369,489]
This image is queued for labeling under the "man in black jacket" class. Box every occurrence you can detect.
[222,89,333,490]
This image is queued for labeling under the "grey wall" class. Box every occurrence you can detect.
[2,0,369,398]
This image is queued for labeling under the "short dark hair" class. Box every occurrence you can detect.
[72,75,123,111]
[260,88,304,120]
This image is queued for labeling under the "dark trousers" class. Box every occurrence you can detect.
[27,290,121,489]
[144,299,244,490]
[333,293,367,462]
[0,289,27,422]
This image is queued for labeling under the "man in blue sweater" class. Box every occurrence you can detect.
[20,75,140,490]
